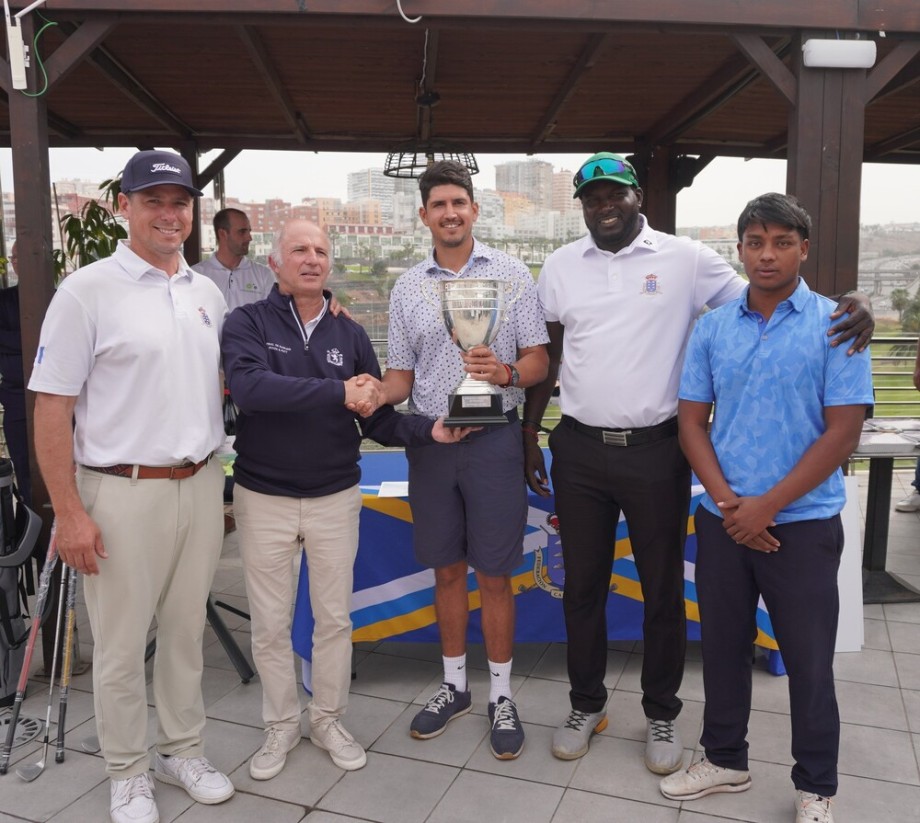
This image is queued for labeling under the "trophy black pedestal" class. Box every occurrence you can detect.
[444,391,509,428]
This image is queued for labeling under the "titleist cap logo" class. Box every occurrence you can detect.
[151,162,182,175]
[120,149,203,197]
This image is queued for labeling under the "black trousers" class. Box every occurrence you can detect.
[548,421,689,719]
[695,507,842,797]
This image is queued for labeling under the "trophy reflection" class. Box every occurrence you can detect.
[439,278,510,427]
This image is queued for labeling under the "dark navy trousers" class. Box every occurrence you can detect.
[694,506,842,797]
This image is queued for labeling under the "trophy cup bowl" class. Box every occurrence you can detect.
[439,278,510,427]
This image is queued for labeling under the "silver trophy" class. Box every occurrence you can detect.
[438,278,512,427]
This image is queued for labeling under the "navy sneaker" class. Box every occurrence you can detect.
[410,683,472,739]
[488,696,524,760]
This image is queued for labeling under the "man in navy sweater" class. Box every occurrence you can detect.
[221,219,465,780]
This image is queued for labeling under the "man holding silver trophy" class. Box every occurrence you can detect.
[378,161,548,760]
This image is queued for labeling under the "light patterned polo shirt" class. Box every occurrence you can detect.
[387,239,549,418]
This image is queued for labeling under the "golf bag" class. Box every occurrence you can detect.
[0,457,41,707]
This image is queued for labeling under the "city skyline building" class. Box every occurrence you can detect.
[495,159,554,211]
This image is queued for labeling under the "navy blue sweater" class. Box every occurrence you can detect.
[222,286,434,498]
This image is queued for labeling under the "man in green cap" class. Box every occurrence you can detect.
[522,152,874,774]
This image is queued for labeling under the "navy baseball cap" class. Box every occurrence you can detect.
[120,150,203,197]
[573,152,639,198]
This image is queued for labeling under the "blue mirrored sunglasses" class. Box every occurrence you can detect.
[573,158,633,188]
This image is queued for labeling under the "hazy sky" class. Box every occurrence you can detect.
[0,146,917,228]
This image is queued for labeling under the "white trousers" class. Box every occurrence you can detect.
[78,460,225,779]
[233,483,361,730]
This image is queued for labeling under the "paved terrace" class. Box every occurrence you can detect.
[1,469,919,823]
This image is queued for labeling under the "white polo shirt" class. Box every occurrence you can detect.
[192,254,275,311]
[538,216,745,429]
[29,241,228,466]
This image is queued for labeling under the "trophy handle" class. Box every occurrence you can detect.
[502,279,525,306]
[421,277,441,307]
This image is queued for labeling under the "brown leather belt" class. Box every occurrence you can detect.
[562,415,678,447]
[83,455,212,480]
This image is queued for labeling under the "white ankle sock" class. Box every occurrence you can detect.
[443,654,467,692]
[488,659,512,704]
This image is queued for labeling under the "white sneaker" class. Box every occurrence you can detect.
[153,753,234,804]
[895,490,920,512]
[795,790,835,822]
[659,757,752,801]
[250,727,301,780]
[110,772,158,823]
[309,718,367,770]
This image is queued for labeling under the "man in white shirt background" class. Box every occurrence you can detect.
[193,207,275,311]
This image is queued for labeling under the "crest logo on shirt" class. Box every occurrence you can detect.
[327,348,344,367]
[640,274,662,296]
[197,307,213,326]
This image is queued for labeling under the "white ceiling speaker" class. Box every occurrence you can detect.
[802,39,877,69]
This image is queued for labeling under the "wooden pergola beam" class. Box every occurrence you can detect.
[529,32,607,150]
[236,24,312,145]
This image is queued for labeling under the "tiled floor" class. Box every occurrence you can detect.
[1,469,919,822]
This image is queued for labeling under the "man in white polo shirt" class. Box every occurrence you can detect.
[523,152,874,776]
[193,207,275,311]
[30,150,234,823]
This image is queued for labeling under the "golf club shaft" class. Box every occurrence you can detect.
[23,561,69,779]
[0,525,58,775]
[54,567,77,763]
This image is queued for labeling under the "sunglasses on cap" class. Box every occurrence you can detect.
[572,157,637,189]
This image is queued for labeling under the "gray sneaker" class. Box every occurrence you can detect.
[551,709,608,760]
[645,718,684,774]
[659,758,752,801]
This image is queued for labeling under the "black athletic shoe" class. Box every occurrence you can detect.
[410,683,472,739]
[488,696,524,760]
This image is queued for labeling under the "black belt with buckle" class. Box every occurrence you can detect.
[562,415,678,447]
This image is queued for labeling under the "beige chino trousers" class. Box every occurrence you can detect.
[233,483,361,731]
[78,459,225,779]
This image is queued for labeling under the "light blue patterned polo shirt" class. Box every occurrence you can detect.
[679,277,874,522]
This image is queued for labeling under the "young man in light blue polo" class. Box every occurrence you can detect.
[661,193,873,823]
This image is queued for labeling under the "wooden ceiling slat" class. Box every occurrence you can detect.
[0,10,911,163]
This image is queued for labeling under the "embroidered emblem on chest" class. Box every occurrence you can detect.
[640,274,662,296]
[326,348,344,367]
[197,307,213,326]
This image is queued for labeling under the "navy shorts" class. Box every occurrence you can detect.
[406,421,527,577]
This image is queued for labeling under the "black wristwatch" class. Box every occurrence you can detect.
[501,363,521,389]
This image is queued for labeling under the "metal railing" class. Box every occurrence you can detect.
[369,335,920,464]
[371,333,920,416]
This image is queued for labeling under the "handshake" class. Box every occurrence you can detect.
[344,373,386,418]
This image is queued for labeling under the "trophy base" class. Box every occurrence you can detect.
[444,392,509,428]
